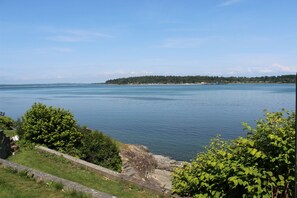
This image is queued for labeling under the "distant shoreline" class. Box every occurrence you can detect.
[102,82,294,86]
[0,82,294,86]
[105,75,295,85]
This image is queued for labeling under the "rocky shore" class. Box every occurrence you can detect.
[120,144,184,190]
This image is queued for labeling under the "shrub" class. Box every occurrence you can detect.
[18,103,83,156]
[18,103,122,171]
[172,110,295,197]
[79,127,122,172]
[0,116,15,130]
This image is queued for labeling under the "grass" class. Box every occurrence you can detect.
[8,147,161,198]
[0,166,90,198]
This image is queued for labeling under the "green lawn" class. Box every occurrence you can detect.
[9,147,161,198]
[0,166,90,198]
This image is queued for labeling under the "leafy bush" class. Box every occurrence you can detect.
[18,103,122,171]
[18,103,83,156]
[172,110,295,198]
[79,127,122,172]
[0,116,15,130]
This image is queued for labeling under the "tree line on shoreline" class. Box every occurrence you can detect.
[105,75,295,84]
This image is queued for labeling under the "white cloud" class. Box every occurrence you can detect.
[50,35,82,42]
[163,27,208,33]
[99,70,153,77]
[43,27,112,42]
[226,63,296,76]
[51,47,74,52]
[22,47,75,54]
[271,63,297,73]
[157,37,208,48]
[218,0,244,7]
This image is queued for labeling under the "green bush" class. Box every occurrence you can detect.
[18,103,83,156]
[79,127,122,172]
[18,103,122,172]
[172,110,295,197]
[0,116,15,130]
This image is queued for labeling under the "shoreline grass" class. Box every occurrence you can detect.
[0,166,90,198]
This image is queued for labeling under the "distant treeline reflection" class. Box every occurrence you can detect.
[105,75,295,85]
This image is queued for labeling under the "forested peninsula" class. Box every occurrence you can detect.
[105,75,295,85]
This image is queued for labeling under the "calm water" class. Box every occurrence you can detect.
[0,84,294,161]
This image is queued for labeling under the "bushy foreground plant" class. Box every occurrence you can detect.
[18,103,122,171]
[17,103,82,155]
[79,127,122,172]
[0,116,15,130]
[172,110,295,198]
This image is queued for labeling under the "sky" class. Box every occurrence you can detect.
[0,0,296,84]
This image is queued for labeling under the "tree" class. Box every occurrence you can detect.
[18,103,83,155]
[172,110,295,197]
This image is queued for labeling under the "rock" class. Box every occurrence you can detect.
[120,144,184,191]
[150,169,172,190]
[120,144,157,180]
[149,155,184,190]
[152,155,179,171]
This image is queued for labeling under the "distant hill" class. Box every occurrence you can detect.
[105,75,295,84]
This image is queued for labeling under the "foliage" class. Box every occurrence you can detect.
[18,103,83,156]
[172,110,295,197]
[3,130,17,137]
[17,103,122,172]
[79,127,122,172]
[105,75,295,84]
[0,116,15,130]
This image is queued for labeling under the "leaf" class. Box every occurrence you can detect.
[247,186,253,192]
[278,175,284,181]
[266,171,273,177]
[255,151,262,158]
[271,176,276,182]
[249,141,255,147]
[233,179,239,186]
[250,148,257,156]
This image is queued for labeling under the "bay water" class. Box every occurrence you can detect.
[0,84,294,161]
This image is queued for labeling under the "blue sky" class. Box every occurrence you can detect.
[0,0,296,83]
